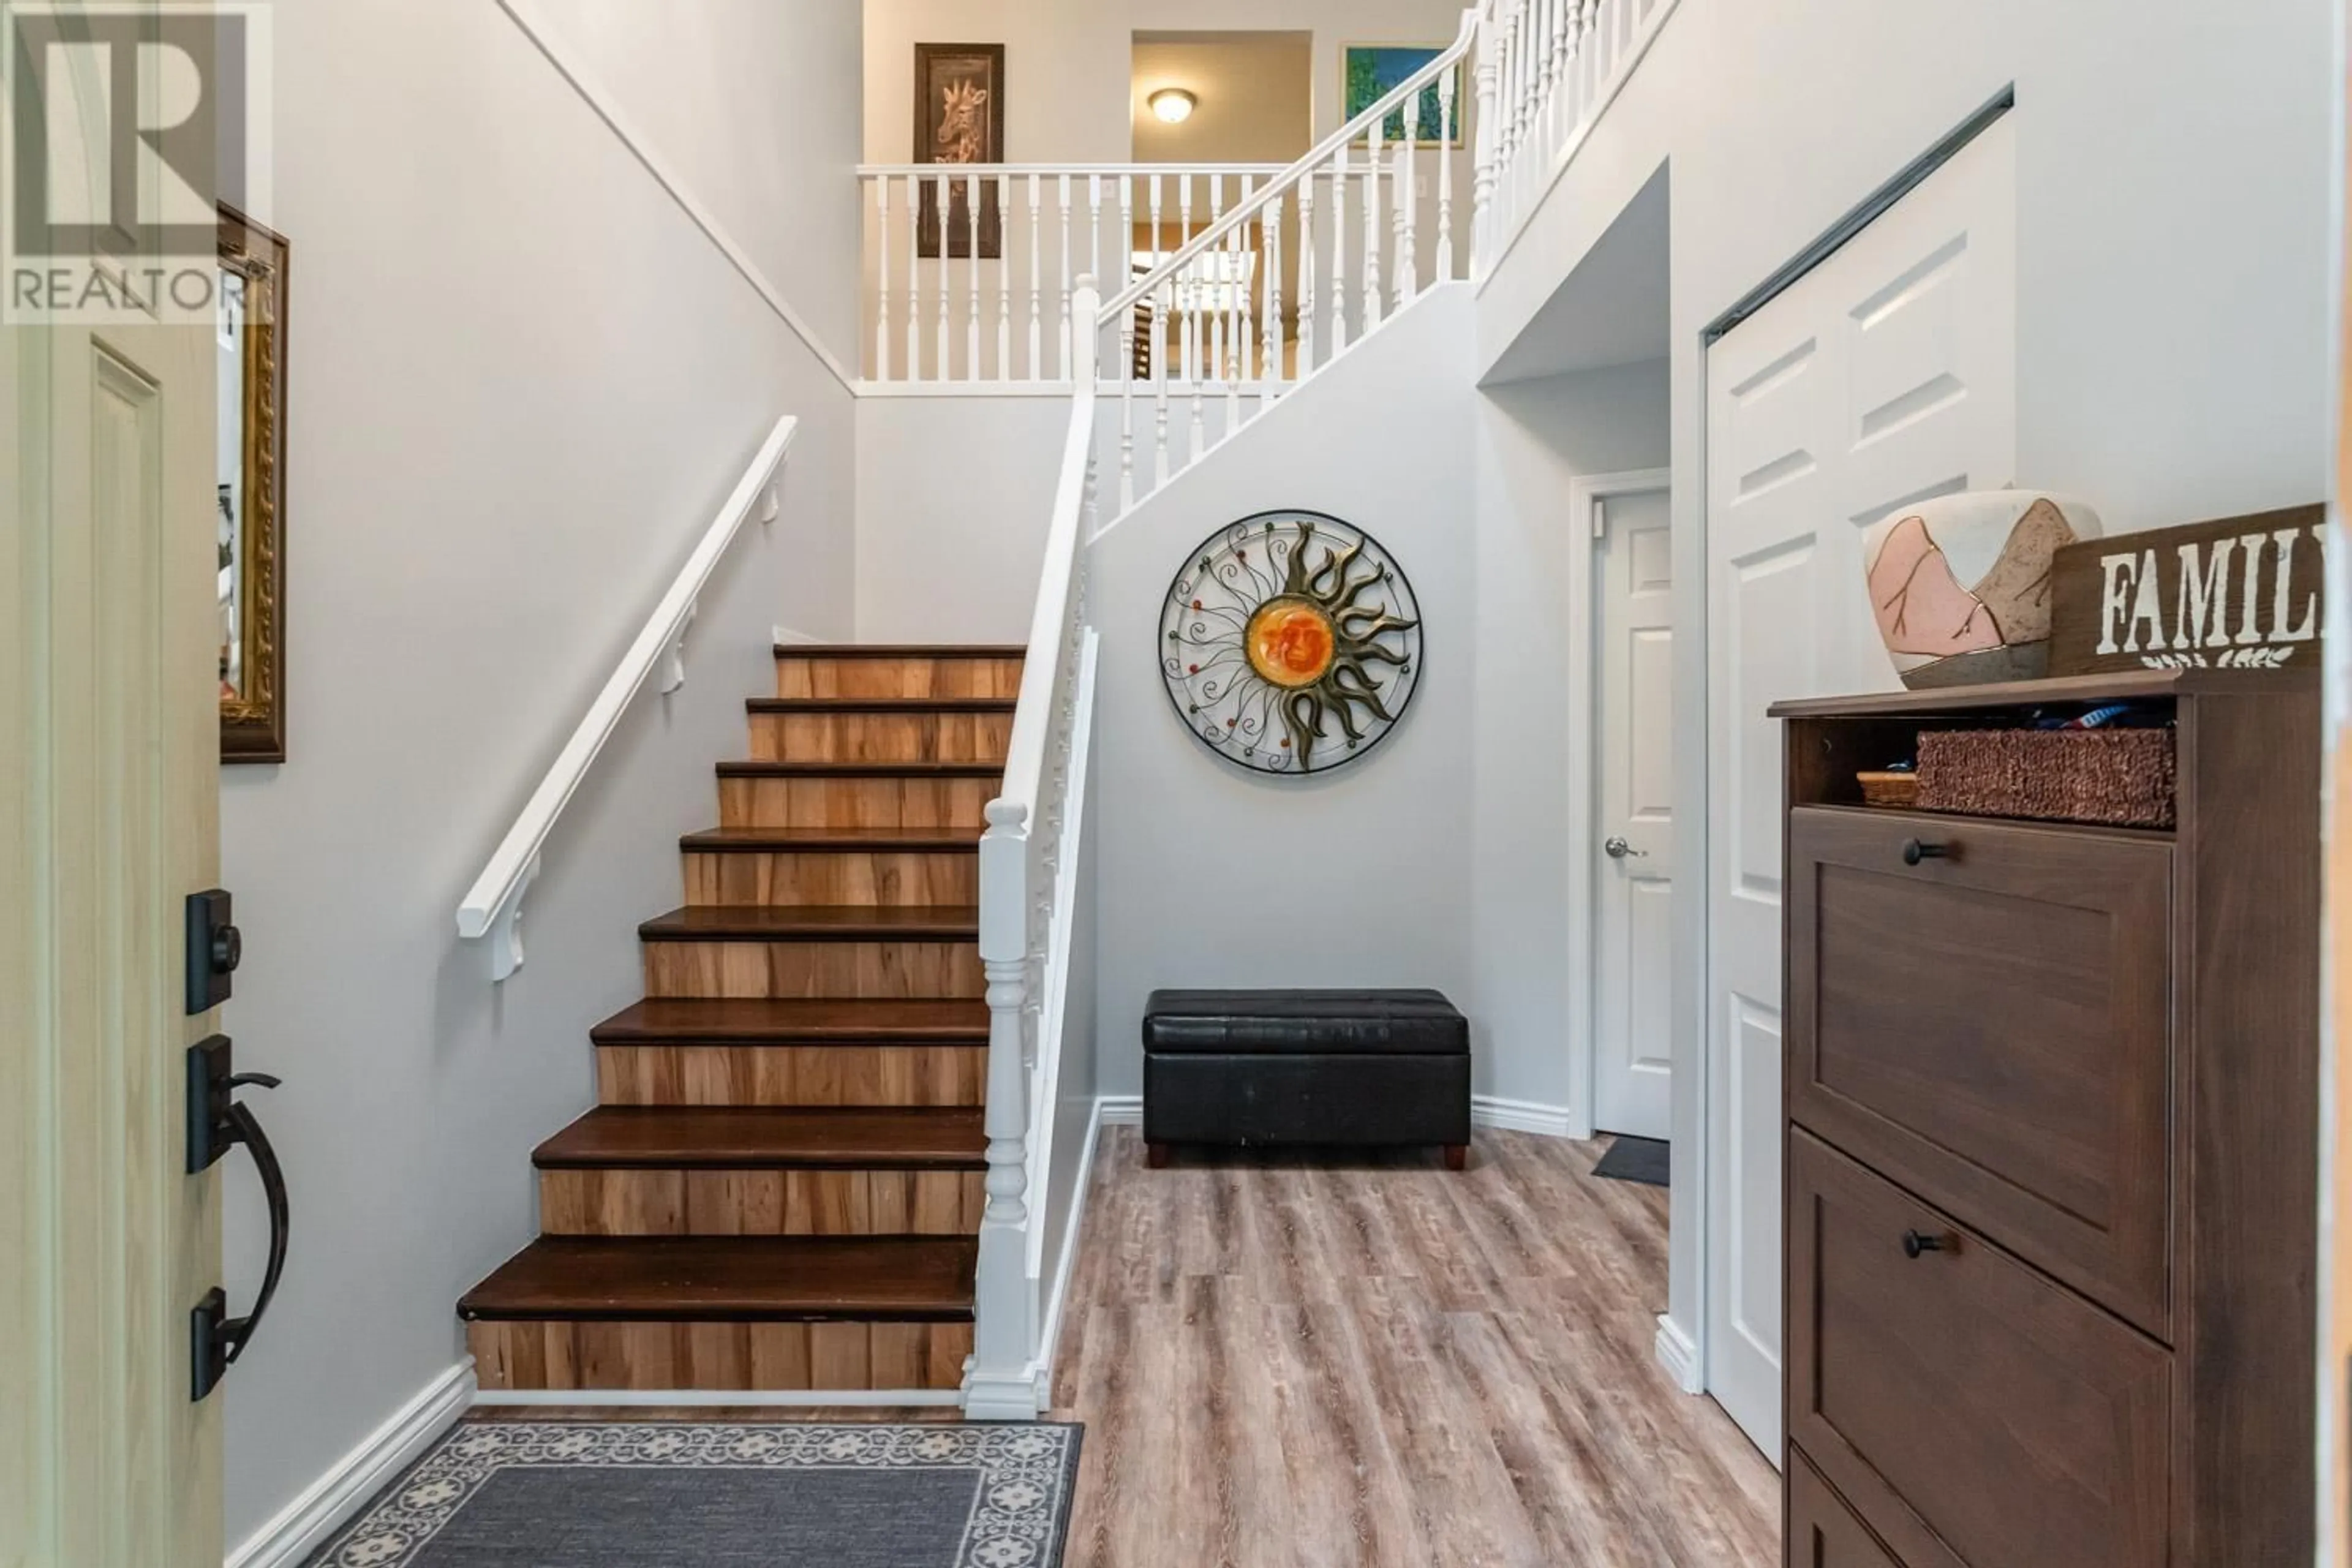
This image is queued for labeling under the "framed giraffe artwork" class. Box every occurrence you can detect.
[914,43,1006,260]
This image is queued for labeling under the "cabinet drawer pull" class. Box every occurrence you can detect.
[1902,1229,1949,1259]
[1901,838,1950,866]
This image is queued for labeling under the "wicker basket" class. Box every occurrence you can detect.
[1915,728,2176,829]
[1856,771,1920,809]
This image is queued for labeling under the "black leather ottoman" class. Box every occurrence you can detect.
[1142,989,1472,1169]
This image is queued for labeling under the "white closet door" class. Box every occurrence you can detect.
[1702,116,2018,1460]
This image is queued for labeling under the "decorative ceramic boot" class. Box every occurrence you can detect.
[1863,491,2103,688]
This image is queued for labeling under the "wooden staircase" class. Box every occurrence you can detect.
[459,645,1023,1396]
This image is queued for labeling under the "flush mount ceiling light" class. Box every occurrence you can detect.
[1149,88,1197,124]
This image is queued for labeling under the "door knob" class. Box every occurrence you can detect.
[1604,836,1646,860]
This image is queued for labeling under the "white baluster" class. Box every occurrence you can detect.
[1177,175,1194,383]
[1330,147,1350,354]
[1088,175,1105,380]
[935,171,951,379]
[1120,176,1137,510]
[1583,0,1603,118]
[966,172,981,381]
[1237,175,1256,383]
[1057,175,1072,379]
[996,173,1011,380]
[873,178,889,379]
[1473,27,1499,264]
[1208,178,1227,386]
[1550,0,1573,146]
[1396,116,1415,307]
[1262,190,1284,404]
[1148,174,1164,383]
[1298,173,1317,375]
[1028,173,1042,381]
[1363,121,1384,333]
[907,175,922,380]
[1438,61,1457,279]
[1153,275,1170,488]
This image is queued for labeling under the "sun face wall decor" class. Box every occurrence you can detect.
[1159,512,1423,775]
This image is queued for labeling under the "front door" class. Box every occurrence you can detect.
[1,8,227,1557]
[1593,484,1674,1141]
[1702,113,2018,1459]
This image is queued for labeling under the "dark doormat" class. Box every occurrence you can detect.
[304,1422,1083,1568]
[1593,1135,1670,1188]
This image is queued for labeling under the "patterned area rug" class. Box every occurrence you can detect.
[304,1422,1083,1568]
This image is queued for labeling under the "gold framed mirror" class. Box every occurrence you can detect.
[218,204,288,763]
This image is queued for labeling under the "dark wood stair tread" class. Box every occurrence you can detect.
[458,1237,977,1322]
[590,998,990,1046]
[639,905,980,942]
[535,1107,985,1169]
[774,644,1023,658]
[747,696,1016,714]
[715,760,1004,778]
[680,827,980,854]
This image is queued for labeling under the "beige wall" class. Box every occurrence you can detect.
[1131,33,1312,165]
[863,0,1467,164]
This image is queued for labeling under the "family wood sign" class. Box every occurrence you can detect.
[2048,504,2328,674]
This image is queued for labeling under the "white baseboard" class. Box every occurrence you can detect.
[227,1359,476,1568]
[1654,1313,1703,1394]
[1096,1093,1575,1139]
[470,1388,960,1408]
[1472,1095,1577,1138]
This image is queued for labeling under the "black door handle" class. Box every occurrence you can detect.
[1902,1229,1948,1259]
[187,1037,290,1401]
[1901,839,1950,867]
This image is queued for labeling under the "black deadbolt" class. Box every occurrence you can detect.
[186,889,241,1015]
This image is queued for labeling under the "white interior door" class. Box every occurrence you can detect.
[1594,486,1675,1141]
[1702,116,2018,1460]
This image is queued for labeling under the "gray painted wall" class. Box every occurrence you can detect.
[216,0,860,1546]
[1087,288,1477,1097]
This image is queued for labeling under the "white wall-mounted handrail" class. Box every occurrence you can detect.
[1096,7,1480,325]
[455,415,799,981]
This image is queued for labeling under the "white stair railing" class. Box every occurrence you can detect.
[964,282,1101,1421]
[1097,7,1482,507]
[455,416,798,980]
[859,164,1286,385]
[1475,0,1684,271]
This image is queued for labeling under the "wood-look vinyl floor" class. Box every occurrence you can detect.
[472,1128,1781,1567]
[1048,1128,1779,1568]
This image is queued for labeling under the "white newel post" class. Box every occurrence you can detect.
[969,802,1038,1420]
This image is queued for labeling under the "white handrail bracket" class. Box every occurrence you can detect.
[658,602,698,696]
[484,854,541,984]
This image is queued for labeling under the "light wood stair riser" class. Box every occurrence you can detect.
[718,775,995,831]
[643,940,982,1000]
[749,709,1012,765]
[597,1044,987,1107]
[775,655,1023,701]
[684,851,978,907]
[469,1320,973,1393]
[540,1168,986,1237]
